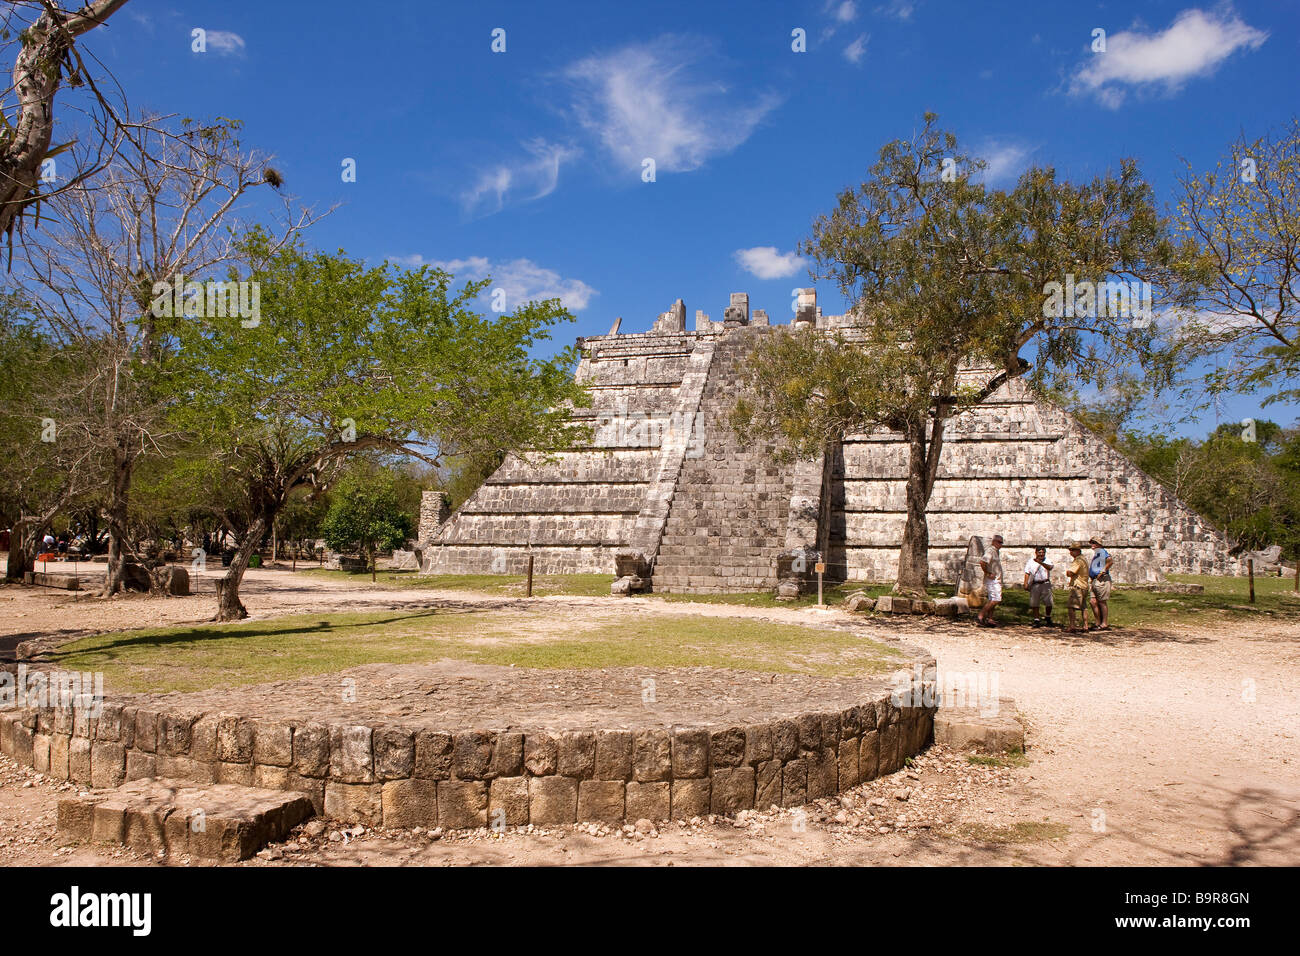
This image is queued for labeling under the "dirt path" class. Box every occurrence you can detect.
[1,568,1297,865]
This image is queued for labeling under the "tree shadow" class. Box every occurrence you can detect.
[1055,780,1300,866]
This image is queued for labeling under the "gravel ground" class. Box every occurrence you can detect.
[1,568,1297,866]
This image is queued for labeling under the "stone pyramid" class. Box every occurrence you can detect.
[419,291,1233,594]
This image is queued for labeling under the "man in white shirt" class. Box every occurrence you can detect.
[1022,545,1054,627]
[977,533,1004,628]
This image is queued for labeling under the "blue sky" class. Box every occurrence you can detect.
[86,0,1299,435]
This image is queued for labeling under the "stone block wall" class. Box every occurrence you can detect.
[0,674,937,829]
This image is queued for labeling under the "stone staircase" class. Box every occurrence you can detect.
[652,328,794,592]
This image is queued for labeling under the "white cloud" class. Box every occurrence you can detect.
[830,1,858,23]
[874,1,916,20]
[460,139,579,216]
[1163,306,1265,336]
[821,0,859,41]
[843,34,869,64]
[563,36,781,174]
[1070,8,1267,107]
[734,247,806,280]
[205,30,246,55]
[397,255,597,312]
[975,140,1035,184]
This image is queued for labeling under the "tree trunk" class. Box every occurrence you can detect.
[895,427,931,597]
[369,543,376,582]
[101,443,134,597]
[214,516,266,622]
[6,525,36,581]
[894,415,947,598]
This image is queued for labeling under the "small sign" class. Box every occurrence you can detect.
[815,562,826,574]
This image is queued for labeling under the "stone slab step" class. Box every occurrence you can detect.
[933,699,1025,754]
[57,777,315,862]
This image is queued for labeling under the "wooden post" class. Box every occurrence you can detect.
[526,552,535,597]
[1248,558,1255,604]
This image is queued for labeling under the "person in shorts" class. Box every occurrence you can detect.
[1022,545,1055,627]
[1065,542,1091,632]
[977,533,1004,627]
[1088,537,1113,630]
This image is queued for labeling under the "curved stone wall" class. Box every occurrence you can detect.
[0,671,936,830]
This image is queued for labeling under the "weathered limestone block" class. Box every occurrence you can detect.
[329,725,374,783]
[216,715,252,763]
[373,727,415,780]
[529,777,578,825]
[756,760,782,809]
[452,731,495,780]
[489,777,530,825]
[633,730,671,782]
[382,779,438,828]
[710,727,746,768]
[625,781,670,821]
[490,732,524,778]
[324,781,383,826]
[414,730,453,779]
[556,731,596,779]
[577,780,626,823]
[125,750,156,782]
[253,721,293,768]
[671,729,709,778]
[710,766,755,814]
[670,778,710,818]
[292,724,330,778]
[594,730,633,780]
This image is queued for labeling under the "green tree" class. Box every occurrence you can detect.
[168,236,589,620]
[320,470,413,581]
[1175,120,1300,407]
[0,293,104,579]
[732,113,1185,595]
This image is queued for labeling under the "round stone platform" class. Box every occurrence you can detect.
[1,648,938,830]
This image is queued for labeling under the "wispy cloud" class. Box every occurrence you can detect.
[394,255,597,312]
[1069,7,1267,108]
[821,0,859,41]
[734,246,806,280]
[204,30,246,56]
[461,139,579,216]
[562,36,781,174]
[843,33,869,64]
[874,0,916,21]
[974,139,1036,185]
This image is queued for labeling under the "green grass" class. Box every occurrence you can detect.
[297,566,1300,627]
[984,573,1300,629]
[967,748,1030,768]
[297,567,615,597]
[953,820,1070,844]
[49,607,905,694]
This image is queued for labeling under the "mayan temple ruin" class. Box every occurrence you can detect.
[418,290,1234,595]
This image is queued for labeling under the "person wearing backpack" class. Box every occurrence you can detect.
[1088,537,1114,631]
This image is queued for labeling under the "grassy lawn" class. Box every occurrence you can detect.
[985,573,1300,628]
[49,609,905,694]
[297,566,1300,627]
[297,567,614,597]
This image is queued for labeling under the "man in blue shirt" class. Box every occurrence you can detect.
[1088,537,1113,630]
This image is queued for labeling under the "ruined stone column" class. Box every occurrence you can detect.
[417,490,451,544]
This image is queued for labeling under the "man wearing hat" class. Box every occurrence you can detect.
[1088,537,1114,630]
[976,533,1004,627]
[1022,545,1055,627]
[1065,542,1091,632]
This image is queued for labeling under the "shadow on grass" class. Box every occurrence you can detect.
[43,608,452,661]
